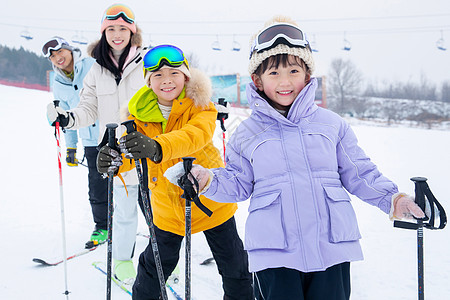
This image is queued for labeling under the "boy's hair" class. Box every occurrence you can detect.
[248,16,315,75]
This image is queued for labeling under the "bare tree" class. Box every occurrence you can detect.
[327,58,363,113]
[441,81,450,102]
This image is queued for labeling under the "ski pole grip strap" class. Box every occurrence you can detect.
[411,177,447,230]
[179,157,213,217]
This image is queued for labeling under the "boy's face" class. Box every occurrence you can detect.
[149,67,186,106]
[105,25,131,51]
[252,55,309,110]
[49,48,74,73]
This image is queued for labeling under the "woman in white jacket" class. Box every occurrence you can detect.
[47,3,146,284]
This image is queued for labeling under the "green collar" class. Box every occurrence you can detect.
[128,86,186,132]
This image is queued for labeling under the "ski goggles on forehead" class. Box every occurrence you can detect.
[102,4,135,24]
[250,23,309,57]
[42,37,69,58]
[143,45,189,73]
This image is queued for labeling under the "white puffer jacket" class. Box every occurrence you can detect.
[69,31,146,186]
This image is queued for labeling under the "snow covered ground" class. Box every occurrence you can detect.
[0,84,449,299]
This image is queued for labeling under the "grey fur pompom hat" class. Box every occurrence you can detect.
[248,16,315,75]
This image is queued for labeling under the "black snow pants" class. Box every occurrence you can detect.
[132,216,253,300]
[254,262,351,300]
[85,146,108,230]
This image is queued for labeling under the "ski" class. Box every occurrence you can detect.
[92,261,183,300]
[32,246,99,266]
[92,261,132,295]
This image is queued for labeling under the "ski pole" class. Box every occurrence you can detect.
[53,100,70,299]
[177,157,196,300]
[121,120,168,300]
[105,123,118,300]
[217,98,228,164]
[412,177,426,300]
[177,157,213,300]
[394,177,447,300]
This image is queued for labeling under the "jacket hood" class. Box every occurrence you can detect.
[246,77,319,124]
[87,25,143,57]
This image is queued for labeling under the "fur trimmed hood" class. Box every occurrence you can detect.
[184,67,212,108]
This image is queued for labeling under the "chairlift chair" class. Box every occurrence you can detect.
[212,35,221,51]
[231,36,241,51]
[20,29,33,40]
[436,31,447,51]
[342,32,351,51]
[71,34,80,44]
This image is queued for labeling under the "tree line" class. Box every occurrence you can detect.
[327,58,450,127]
[0,45,52,86]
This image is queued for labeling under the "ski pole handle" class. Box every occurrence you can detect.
[182,157,196,174]
[410,177,428,215]
[106,123,118,151]
[121,120,136,134]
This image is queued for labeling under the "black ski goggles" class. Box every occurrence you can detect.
[250,23,309,57]
[42,37,69,58]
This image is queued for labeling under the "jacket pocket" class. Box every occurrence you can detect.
[324,185,361,243]
[245,190,287,251]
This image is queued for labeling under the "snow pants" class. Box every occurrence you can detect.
[85,146,108,230]
[253,262,351,300]
[132,217,253,300]
[112,184,139,261]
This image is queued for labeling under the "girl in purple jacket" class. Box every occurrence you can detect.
[166,16,425,300]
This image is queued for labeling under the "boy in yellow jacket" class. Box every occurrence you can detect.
[97,44,253,300]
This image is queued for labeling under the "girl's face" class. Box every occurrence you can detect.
[105,25,131,51]
[252,55,309,110]
[149,67,187,106]
[49,49,74,73]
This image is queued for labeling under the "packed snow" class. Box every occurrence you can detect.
[0,84,449,299]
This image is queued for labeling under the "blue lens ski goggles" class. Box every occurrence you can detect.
[143,44,189,73]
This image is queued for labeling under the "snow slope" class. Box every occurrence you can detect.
[0,84,449,299]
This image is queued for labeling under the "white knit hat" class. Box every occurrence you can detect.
[248,17,315,75]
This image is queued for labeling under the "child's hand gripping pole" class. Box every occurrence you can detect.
[121,120,168,300]
[105,123,118,300]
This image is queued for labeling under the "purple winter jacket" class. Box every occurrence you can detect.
[203,78,398,273]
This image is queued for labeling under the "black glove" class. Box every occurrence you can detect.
[46,103,74,128]
[118,132,162,162]
[66,148,78,167]
[96,145,123,174]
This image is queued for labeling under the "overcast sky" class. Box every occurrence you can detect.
[2,0,450,85]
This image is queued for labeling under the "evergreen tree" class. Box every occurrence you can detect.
[0,45,52,85]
